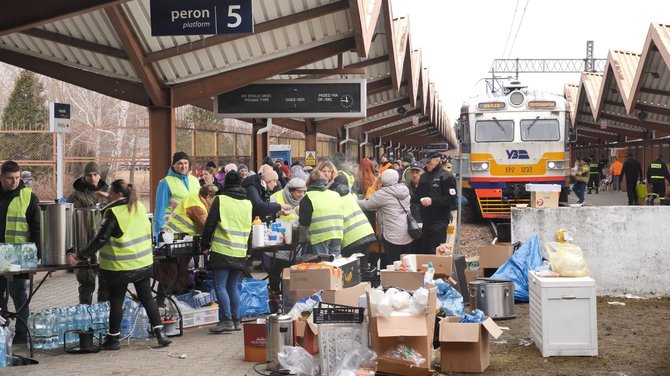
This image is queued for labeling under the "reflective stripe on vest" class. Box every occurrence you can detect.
[341,193,374,248]
[163,175,200,214]
[271,190,298,223]
[211,195,252,258]
[5,188,32,243]
[305,190,343,245]
[99,202,153,271]
[165,194,205,235]
[589,163,599,174]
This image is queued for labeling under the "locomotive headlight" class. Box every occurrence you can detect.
[471,162,490,171]
[547,160,565,170]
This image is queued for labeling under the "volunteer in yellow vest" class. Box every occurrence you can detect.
[154,151,200,306]
[330,175,375,269]
[165,184,218,236]
[333,152,355,188]
[154,151,200,236]
[572,158,590,205]
[299,170,344,255]
[0,161,41,345]
[201,171,252,333]
[270,177,306,223]
[68,179,171,350]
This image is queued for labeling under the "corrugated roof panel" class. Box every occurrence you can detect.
[609,50,640,100]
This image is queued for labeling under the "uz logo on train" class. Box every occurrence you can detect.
[506,150,530,159]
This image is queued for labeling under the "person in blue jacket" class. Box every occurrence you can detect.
[154,151,200,236]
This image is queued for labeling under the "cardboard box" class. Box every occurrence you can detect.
[401,254,453,277]
[243,322,267,362]
[321,282,370,307]
[294,320,319,355]
[380,270,425,291]
[464,268,483,284]
[368,288,438,376]
[530,191,559,208]
[332,257,361,288]
[439,316,503,373]
[478,242,514,269]
[289,267,342,291]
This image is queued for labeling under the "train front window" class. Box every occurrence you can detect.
[520,118,559,141]
[475,118,514,142]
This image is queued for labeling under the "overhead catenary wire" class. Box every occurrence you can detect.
[507,0,530,58]
[501,0,520,57]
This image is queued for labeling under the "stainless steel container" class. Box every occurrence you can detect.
[73,207,103,252]
[39,202,74,265]
[469,279,516,319]
[265,314,294,371]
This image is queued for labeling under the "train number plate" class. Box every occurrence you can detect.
[504,166,534,174]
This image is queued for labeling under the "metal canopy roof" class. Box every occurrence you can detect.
[0,0,456,150]
[567,23,670,146]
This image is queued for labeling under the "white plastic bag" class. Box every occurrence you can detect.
[278,346,319,376]
[545,242,590,277]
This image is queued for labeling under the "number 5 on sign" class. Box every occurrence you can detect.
[220,0,253,33]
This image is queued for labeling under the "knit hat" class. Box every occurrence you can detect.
[286,178,306,190]
[224,171,242,188]
[409,161,424,171]
[224,163,238,173]
[237,163,249,172]
[381,169,399,187]
[261,169,279,182]
[280,165,290,177]
[172,151,189,166]
[83,161,101,175]
[401,156,413,164]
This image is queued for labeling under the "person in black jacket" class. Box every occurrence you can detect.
[0,161,41,345]
[411,152,458,254]
[241,165,291,223]
[646,155,670,204]
[620,152,643,205]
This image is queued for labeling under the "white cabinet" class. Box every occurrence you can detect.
[529,272,598,357]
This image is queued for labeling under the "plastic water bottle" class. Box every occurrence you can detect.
[57,307,67,347]
[65,306,78,344]
[120,299,135,338]
[0,326,6,368]
[133,305,149,339]
[32,312,44,350]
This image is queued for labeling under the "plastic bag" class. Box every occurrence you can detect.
[636,182,647,200]
[545,242,590,277]
[330,347,377,376]
[460,309,486,323]
[278,346,319,376]
[237,278,270,318]
[491,235,543,302]
[434,279,464,318]
[381,343,425,367]
[287,291,322,320]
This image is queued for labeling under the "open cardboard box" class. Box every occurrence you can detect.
[478,242,514,269]
[401,254,453,278]
[380,270,426,291]
[439,316,503,373]
[294,320,319,355]
[288,266,342,291]
[367,288,438,376]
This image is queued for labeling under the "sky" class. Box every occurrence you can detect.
[392,0,670,124]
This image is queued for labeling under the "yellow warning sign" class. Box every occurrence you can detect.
[305,151,317,167]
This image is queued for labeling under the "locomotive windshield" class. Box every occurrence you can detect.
[475,118,514,142]
[520,118,560,141]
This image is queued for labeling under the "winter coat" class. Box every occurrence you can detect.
[241,174,281,222]
[67,177,109,208]
[410,165,457,224]
[199,178,224,194]
[357,183,413,246]
[621,157,643,183]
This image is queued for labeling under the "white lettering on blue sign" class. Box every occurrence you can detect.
[171,9,211,23]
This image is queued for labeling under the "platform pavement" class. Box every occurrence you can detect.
[565,187,630,207]
[3,270,264,376]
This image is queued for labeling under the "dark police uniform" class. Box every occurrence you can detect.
[646,157,670,203]
[587,159,600,194]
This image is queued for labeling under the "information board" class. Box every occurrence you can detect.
[151,0,253,36]
[214,79,367,118]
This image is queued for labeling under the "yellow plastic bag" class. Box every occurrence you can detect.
[545,242,590,277]
[636,182,647,200]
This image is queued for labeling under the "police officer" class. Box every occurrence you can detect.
[411,151,458,254]
[587,156,600,194]
[68,179,171,350]
[646,155,670,204]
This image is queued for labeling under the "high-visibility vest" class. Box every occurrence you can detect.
[99,202,153,272]
[339,170,354,188]
[340,193,374,248]
[165,194,205,235]
[270,191,298,223]
[305,190,343,245]
[163,175,200,214]
[211,195,252,258]
[576,165,590,183]
[5,188,32,243]
[649,162,665,180]
[589,163,599,175]
[610,161,623,175]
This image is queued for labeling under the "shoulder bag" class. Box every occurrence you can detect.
[396,197,421,240]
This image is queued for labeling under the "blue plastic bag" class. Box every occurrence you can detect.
[237,278,270,317]
[491,235,543,302]
[460,309,486,323]
[435,279,464,318]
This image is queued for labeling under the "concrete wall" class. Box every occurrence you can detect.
[511,207,670,297]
